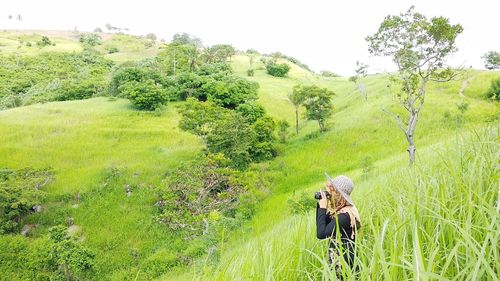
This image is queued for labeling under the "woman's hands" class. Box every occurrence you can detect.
[318,189,328,209]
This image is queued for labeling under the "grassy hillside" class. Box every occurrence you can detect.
[0,30,499,280]
[0,30,161,62]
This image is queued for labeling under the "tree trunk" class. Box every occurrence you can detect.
[407,135,416,166]
[295,108,299,135]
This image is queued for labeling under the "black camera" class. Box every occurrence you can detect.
[314,191,330,200]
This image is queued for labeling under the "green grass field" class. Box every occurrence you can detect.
[0,31,499,280]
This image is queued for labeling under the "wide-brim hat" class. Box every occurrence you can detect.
[324,173,355,206]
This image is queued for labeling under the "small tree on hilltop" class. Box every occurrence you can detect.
[348,61,369,101]
[481,51,500,70]
[297,85,335,132]
[288,86,307,134]
[366,6,463,165]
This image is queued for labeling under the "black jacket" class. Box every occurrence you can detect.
[316,202,356,267]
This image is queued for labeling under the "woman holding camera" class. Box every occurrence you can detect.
[316,174,361,276]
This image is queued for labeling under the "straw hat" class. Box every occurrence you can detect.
[324,173,355,206]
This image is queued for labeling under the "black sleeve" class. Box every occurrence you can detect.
[316,204,351,239]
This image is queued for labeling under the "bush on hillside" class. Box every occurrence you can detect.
[119,79,169,110]
[202,75,259,109]
[156,153,243,233]
[235,102,266,124]
[79,33,102,47]
[485,77,500,101]
[266,60,290,77]
[0,168,53,234]
[36,36,53,47]
[109,66,163,96]
[48,225,95,279]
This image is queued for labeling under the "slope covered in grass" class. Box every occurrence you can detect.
[159,56,499,280]
[0,34,498,280]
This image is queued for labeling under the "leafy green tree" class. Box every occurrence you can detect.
[235,102,266,124]
[249,116,277,161]
[266,60,291,77]
[366,6,463,165]
[79,33,102,47]
[481,51,500,70]
[277,120,290,143]
[171,32,203,47]
[157,43,200,75]
[109,66,163,96]
[289,85,307,134]
[119,79,169,110]
[485,78,500,101]
[300,85,335,132]
[206,111,255,169]
[49,225,95,280]
[178,98,222,137]
[202,75,259,109]
[203,44,236,63]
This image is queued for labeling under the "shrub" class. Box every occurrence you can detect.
[203,75,259,109]
[235,102,266,124]
[277,119,290,143]
[119,79,169,110]
[247,69,254,76]
[249,116,277,161]
[107,46,119,54]
[156,153,244,233]
[320,70,340,77]
[0,168,53,234]
[36,36,52,47]
[48,225,95,279]
[141,249,178,278]
[79,33,102,47]
[485,77,500,101]
[266,61,290,77]
[109,66,163,96]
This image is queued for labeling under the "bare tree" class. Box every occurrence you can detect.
[366,6,463,165]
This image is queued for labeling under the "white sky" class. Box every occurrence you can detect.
[2,0,499,76]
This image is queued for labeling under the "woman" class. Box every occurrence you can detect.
[316,174,361,275]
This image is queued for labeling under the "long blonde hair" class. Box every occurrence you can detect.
[326,189,361,239]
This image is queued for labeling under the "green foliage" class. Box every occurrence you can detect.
[235,102,266,124]
[0,236,57,280]
[247,69,254,76]
[481,50,500,70]
[277,119,290,143]
[202,75,259,109]
[79,33,102,47]
[294,84,335,132]
[109,65,163,96]
[36,36,53,47]
[205,112,255,169]
[287,192,316,214]
[119,79,168,110]
[320,70,340,77]
[0,51,113,107]
[179,99,276,168]
[140,249,179,279]
[144,33,157,41]
[0,168,53,234]
[266,60,291,77]
[156,153,243,232]
[485,77,500,101]
[49,225,95,279]
[203,44,237,63]
[249,116,277,161]
[171,32,203,47]
[157,43,201,74]
[106,46,119,54]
